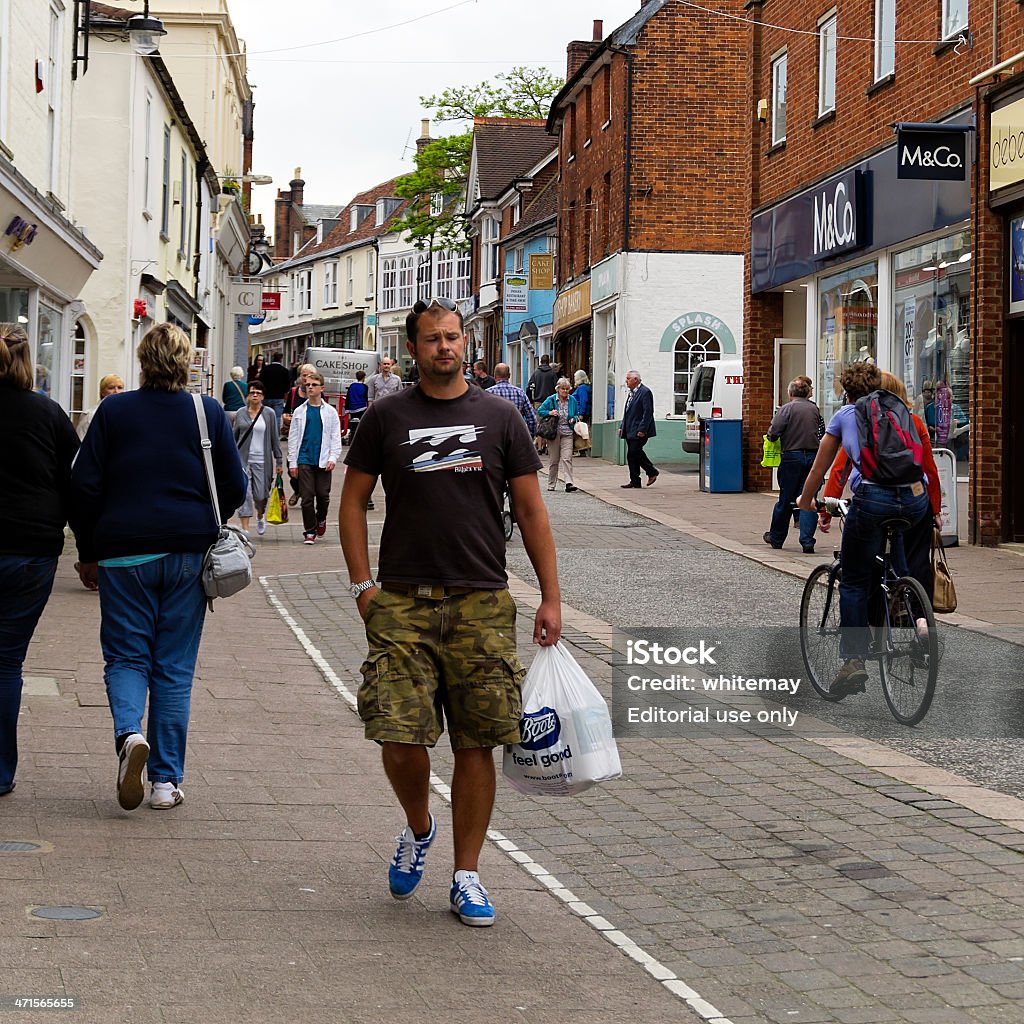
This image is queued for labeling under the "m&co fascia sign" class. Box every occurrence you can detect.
[812,170,862,260]
[990,95,1024,192]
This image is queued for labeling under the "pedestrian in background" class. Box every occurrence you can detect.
[367,357,402,404]
[527,353,557,407]
[538,377,580,492]
[619,370,659,488]
[233,379,282,537]
[490,362,537,437]
[259,358,291,426]
[77,373,125,440]
[0,323,80,798]
[339,295,561,928]
[221,366,248,423]
[763,375,823,554]
[572,369,593,457]
[472,361,496,389]
[70,323,246,811]
[288,370,341,544]
[283,363,313,506]
[246,353,264,383]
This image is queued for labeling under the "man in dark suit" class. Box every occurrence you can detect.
[619,370,659,488]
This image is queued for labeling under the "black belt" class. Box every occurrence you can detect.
[380,583,479,600]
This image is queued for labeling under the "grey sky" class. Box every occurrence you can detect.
[228,1,643,237]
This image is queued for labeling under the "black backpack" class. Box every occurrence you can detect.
[854,389,924,485]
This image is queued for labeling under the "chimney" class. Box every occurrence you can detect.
[593,19,603,40]
[289,166,305,209]
[567,38,601,79]
[416,118,433,155]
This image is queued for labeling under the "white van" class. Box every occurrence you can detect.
[302,347,379,405]
[682,359,743,453]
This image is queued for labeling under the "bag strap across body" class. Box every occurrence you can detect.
[192,393,223,530]
[235,412,259,453]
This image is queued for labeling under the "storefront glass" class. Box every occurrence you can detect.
[817,261,878,424]
[0,288,29,326]
[37,302,63,400]
[893,229,970,474]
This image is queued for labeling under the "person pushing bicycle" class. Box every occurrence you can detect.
[797,362,934,697]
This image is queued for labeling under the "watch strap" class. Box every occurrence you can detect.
[349,579,376,598]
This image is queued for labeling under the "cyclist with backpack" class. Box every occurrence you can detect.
[797,362,932,696]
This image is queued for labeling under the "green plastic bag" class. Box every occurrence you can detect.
[761,435,782,468]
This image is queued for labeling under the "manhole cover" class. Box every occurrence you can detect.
[0,841,41,853]
[30,906,102,921]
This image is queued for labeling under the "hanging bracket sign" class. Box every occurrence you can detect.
[895,122,972,181]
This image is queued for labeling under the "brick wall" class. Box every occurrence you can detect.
[747,0,1024,539]
[556,0,748,288]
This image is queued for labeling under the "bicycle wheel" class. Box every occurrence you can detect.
[502,510,514,541]
[799,563,844,701]
[879,576,938,726]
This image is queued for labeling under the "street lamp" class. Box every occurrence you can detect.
[127,1,166,55]
[218,173,274,186]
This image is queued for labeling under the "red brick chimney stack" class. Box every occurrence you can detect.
[593,19,603,40]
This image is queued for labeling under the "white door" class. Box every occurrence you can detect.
[771,339,806,487]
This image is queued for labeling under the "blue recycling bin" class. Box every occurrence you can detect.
[702,419,743,493]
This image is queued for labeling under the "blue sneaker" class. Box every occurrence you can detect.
[388,813,436,900]
[449,870,495,927]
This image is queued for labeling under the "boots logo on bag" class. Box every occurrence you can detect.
[519,707,561,750]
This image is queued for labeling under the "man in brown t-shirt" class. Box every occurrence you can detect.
[340,296,561,928]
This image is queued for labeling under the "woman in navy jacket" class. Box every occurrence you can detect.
[71,324,246,812]
[0,323,79,797]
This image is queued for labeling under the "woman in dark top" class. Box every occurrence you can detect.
[0,323,79,797]
[246,353,265,383]
[71,324,246,812]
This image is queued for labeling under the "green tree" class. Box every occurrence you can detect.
[393,67,564,251]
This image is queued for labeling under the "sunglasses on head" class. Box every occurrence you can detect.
[414,296,458,314]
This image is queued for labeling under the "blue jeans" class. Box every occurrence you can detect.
[839,483,930,661]
[0,555,58,793]
[768,449,817,549]
[264,398,284,426]
[99,553,207,785]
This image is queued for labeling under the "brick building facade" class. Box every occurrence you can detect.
[745,0,1024,544]
[548,0,749,460]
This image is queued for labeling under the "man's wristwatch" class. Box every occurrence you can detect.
[349,579,376,599]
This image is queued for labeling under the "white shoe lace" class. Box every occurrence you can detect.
[391,820,432,873]
[456,874,489,906]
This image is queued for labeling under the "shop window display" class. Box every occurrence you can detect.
[893,230,970,475]
[817,262,879,425]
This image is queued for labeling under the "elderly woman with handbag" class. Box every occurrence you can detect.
[70,323,246,812]
[537,377,580,493]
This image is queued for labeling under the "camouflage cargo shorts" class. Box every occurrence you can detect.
[357,587,526,750]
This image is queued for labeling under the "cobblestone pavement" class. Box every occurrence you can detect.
[262,484,1024,1024]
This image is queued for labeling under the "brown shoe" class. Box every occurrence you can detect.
[621,482,641,489]
[646,473,659,486]
[830,659,868,697]
[287,492,300,507]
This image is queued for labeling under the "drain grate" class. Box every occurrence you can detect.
[30,906,102,921]
[0,841,41,853]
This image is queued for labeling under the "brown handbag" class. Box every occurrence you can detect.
[931,528,957,614]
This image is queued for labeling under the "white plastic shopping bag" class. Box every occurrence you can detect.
[503,642,622,796]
